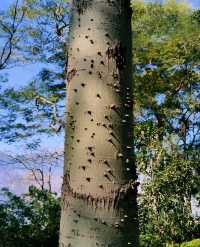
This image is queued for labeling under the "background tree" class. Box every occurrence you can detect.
[0,186,60,247]
[0,0,69,142]
[0,0,25,70]
[132,0,200,245]
[0,149,63,192]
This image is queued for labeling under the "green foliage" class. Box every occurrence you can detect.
[132,0,200,246]
[167,239,200,247]
[181,239,200,247]
[0,0,69,142]
[0,1,25,70]
[0,186,60,247]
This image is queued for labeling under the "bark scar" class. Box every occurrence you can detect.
[67,68,77,85]
[61,173,139,210]
[73,0,93,15]
[106,42,125,72]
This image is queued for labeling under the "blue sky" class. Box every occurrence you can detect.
[189,0,200,8]
[0,0,13,10]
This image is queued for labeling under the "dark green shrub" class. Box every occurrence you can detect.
[0,186,60,247]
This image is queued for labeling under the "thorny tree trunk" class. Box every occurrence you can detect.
[59,1,139,246]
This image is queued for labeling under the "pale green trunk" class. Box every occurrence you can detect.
[59,1,139,246]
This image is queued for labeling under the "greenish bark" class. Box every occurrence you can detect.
[59,1,139,246]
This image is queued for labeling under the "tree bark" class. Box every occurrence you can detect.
[59,1,139,246]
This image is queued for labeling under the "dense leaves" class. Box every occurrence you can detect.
[132,0,200,245]
[0,186,60,247]
[0,0,69,142]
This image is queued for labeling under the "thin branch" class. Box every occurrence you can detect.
[35,95,65,131]
[0,0,25,70]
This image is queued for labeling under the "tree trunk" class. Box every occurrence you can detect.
[59,1,139,246]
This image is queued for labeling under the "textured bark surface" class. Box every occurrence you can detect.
[59,1,139,246]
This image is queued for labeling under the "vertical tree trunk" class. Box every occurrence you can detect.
[59,1,139,246]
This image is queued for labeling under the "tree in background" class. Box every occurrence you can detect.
[0,0,69,142]
[132,0,200,245]
[59,1,139,247]
[0,149,63,192]
[0,0,25,70]
[0,186,60,247]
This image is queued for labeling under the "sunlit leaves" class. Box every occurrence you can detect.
[133,1,200,245]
